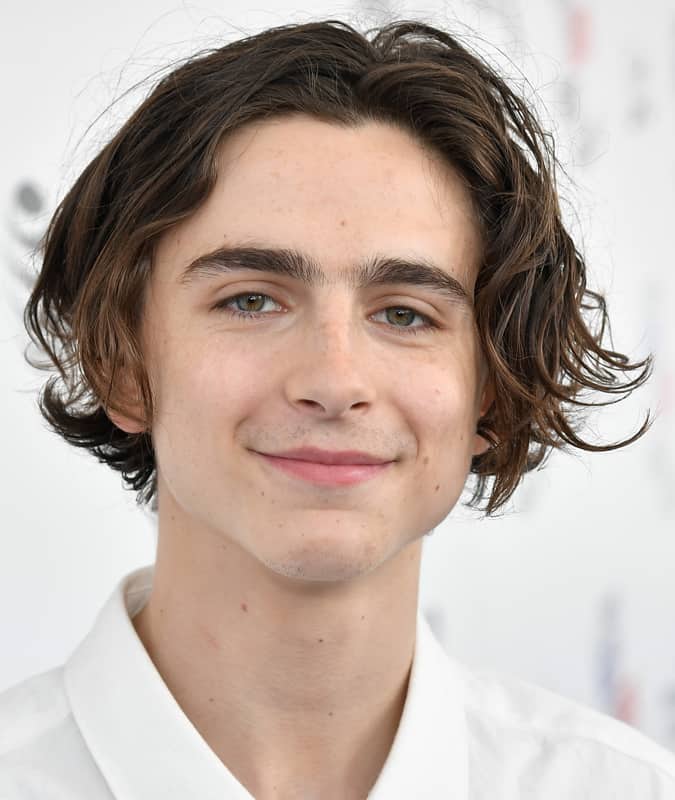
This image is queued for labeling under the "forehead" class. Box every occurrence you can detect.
[153,114,483,291]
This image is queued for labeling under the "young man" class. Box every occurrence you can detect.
[2,17,674,799]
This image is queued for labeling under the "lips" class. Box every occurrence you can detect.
[257,447,392,465]
[255,451,392,486]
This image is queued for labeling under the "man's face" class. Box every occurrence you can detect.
[117,113,492,584]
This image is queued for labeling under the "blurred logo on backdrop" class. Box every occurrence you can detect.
[4,180,47,318]
[595,592,640,727]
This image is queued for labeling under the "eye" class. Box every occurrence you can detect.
[213,292,440,336]
[371,307,437,334]
[215,292,278,316]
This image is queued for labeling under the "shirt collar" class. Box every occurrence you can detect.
[63,563,468,799]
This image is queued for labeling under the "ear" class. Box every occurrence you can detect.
[103,364,148,435]
[472,378,495,457]
[106,407,146,435]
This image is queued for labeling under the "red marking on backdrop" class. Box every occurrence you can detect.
[615,677,640,726]
[569,7,592,65]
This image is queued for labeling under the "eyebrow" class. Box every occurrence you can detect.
[178,245,474,309]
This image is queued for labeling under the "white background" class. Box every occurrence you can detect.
[2,0,674,749]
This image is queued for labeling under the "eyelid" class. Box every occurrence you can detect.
[212,289,442,335]
[212,288,438,318]
[212,282,440,313]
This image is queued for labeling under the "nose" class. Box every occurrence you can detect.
[284,313,377,416]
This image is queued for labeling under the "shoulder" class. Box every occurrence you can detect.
[0,667,109,799]
[454,661,675,797]
[0,667,70,757]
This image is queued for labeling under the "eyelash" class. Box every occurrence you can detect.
[213,292,439,336]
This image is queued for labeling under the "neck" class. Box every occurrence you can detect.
[132,522,423,799]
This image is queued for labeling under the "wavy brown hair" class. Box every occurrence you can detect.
[23,18,653,517]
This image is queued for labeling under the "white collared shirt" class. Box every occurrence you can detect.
[2,563,675,799]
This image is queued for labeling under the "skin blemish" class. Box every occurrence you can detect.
[435,484,440,492]
[241,602,248,612]
[423,456,429,465]
[318,638,324,643]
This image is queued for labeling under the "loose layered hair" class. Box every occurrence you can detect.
[24,18,653,517]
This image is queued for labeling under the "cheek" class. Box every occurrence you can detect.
[412,351,478,423]
[149,338,245,456]
[408,355,480,473]
[398,367,479,533]
[149,339,269,509]
[166,333,270,407]
[418,389,474,454]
